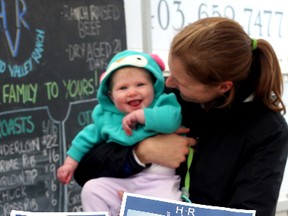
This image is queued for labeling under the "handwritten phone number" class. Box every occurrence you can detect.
[153,0,285,38]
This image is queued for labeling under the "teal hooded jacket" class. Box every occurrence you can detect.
[67,50,182,162]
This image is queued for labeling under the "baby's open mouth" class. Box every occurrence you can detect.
[128,99,141,106]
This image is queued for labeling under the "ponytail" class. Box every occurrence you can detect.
[254,39,286,114]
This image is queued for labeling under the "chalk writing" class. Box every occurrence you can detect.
[0,138,40,156]
[0,29,45,78]
[42,119,58,135]
[1,78,96,105]
[77,109,93,126]
[0,197,38,216]
[63,78,95,99]
[67,181,83,212]
[78,20,101,38]
[0,0,30,57]
[2,84,38,104]
[65,39,122,71]
[0,115,34,139]
[45,82,59,100]
[0,59,6,73]
[0,158,19,172]
[0,169,38,187]
[62,4,124,39]
[62,4,120,21]
[0,186,28,203]
[8,58,33,78]
[0,109,62,215]
[22,154,36,169]
[0,1,126,215]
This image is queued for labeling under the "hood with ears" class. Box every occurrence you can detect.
[97,50,165,113]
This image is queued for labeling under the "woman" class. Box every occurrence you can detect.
[74,17,288,216]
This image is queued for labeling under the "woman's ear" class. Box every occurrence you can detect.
[219,81,233,94]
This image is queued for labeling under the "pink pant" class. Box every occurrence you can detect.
[81,166,181,216]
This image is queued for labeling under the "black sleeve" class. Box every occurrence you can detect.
[228,118,288,216]
[74,142,146,187]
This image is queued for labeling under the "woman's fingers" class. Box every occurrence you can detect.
[175,127,190,134]
[135,133,197,168]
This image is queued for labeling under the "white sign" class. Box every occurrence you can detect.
[120,193,256,216]
[10,210,108,216]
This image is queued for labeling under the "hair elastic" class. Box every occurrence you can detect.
[252,39,257,50]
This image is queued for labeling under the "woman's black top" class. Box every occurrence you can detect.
[74,89,288,216]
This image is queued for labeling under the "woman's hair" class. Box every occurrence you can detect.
[170,17,285,113]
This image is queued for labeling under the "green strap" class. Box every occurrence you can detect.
[181,147,194,203]
[184,147,194,191]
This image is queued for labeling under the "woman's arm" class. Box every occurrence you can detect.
[135,128,195,168]
[74,128,196,186]
[228,120,288,216]
[74,142,144,186]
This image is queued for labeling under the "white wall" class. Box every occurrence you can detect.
[124,0,288,74]
[124,0,288,197]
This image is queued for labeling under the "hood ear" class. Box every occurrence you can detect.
[150,54,165,71]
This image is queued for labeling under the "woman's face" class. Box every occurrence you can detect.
[166,57,224,104]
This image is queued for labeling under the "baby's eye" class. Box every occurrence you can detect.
[119,86,127,90]
[137,83,145,87]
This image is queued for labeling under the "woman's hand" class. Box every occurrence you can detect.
[134,127,196,168]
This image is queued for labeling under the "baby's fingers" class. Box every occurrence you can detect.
[122,120,132,136]
[122,121,132,136]
[57,168,69,184]
[65,173,73,184]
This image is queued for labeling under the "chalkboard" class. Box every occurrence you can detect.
[0,0,126,215]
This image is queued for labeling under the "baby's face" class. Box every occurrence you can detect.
[109,67,154,114]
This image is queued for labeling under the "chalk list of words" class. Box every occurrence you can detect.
[0,0,126,215]
[0,110,61,215]
[62,3,123,72]
[1,3,124,106]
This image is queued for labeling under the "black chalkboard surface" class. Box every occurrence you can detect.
[0,0,126,215]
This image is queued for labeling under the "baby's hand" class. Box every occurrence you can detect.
[122,112,138,136]
[122,110,145,136]
[57,164,75,184]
